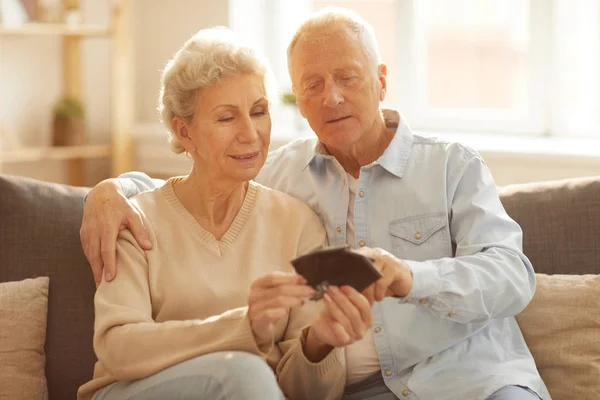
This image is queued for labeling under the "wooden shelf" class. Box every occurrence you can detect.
[0,23,112,37]
[1,144,112,163]
[0,0,133,186]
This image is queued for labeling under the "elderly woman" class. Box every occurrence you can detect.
[77,28,373,400]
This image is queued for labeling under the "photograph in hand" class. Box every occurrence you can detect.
[291,245,382,301]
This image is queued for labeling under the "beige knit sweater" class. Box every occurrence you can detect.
[77,178,346,400]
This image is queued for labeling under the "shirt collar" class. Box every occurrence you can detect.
[303,109,413,178]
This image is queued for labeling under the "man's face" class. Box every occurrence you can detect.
[290,26,386,153]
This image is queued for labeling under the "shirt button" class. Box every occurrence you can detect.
[419,298,428,304]
[402,388,410,396]
[448,311,456,317]
[384,368,392,377]
[358,240,366,247]
[414,232,422,240]
[336,226,342,233]
[374,326,381,333]
[358,190,365,198]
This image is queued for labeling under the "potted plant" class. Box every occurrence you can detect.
[281,92,297,106]
[64,4,82,26]
[51,97,86,146]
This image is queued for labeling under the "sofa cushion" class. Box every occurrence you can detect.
[0,174,95,400]
[0,277,50,400]
[499,176,600,275]
[516,274,600,400]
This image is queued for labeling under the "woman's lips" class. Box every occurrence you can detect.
[229,152,259,162]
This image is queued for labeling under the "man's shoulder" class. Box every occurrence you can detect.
[410,132,482,163]
[251,181,321,227]
[256,136,318,186]
[266,136,318,165]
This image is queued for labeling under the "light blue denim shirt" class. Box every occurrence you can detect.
[118,110,550,400]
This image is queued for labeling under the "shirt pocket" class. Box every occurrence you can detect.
[389,212,450,260]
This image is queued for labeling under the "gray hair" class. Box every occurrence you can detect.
[287,7,382,79]
[159,27,273,154]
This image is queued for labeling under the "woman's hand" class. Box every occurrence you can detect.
[304,285,374,362]
[248,272,315,349]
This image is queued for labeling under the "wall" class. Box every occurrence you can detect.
[132,0,229,124]
[2,0,599,187]
[0,0,228,185]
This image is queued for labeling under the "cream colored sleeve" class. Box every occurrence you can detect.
[276,211,346,400]
[93,229,268,382]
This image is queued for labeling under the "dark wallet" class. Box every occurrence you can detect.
[291,245,382,301]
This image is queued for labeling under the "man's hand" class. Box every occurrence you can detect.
[80,179,152,286]
[304,285,374,362]
[354,247,413,303]
[248,272,315,349]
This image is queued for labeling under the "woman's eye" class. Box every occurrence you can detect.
[218,116,234,123]
[251,111,266,117]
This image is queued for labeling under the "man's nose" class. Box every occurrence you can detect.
[323,83,344,108]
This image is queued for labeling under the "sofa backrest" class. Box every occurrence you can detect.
[0,174,95,400]
[499,175,600,275]
[1,173,599,399]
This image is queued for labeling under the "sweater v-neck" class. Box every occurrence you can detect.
[160,177,259,257]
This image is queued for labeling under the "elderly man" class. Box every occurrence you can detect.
[81,8,550,400]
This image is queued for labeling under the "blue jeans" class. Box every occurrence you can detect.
[342,373,542,400]
[95,351,285,400]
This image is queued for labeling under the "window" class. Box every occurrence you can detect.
[234,0,600,137]
[422,0,530,111]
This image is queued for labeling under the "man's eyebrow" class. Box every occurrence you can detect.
[299,73,319,84]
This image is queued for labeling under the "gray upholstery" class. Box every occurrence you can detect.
[0,174,94,400]
[499,176,600,275]
[0,172,599,399]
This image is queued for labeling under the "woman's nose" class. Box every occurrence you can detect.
[237,117,259,142]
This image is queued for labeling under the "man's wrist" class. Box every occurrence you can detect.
[389,259,413,298]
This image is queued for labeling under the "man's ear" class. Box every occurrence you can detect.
[171,116,196,153]
[378,64,387,101]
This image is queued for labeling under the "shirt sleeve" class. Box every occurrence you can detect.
[400,154,536,325]
[117,171,166,198]
[275,210,346,400]
[93,228,269,382]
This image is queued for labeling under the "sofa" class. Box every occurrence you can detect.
[0,173,599,400]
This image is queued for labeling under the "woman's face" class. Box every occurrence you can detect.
[179,73,271,184]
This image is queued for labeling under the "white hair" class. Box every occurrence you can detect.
[287,7,382,78]
[159,27,274,154]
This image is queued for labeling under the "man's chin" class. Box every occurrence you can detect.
[319,128,361,149]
